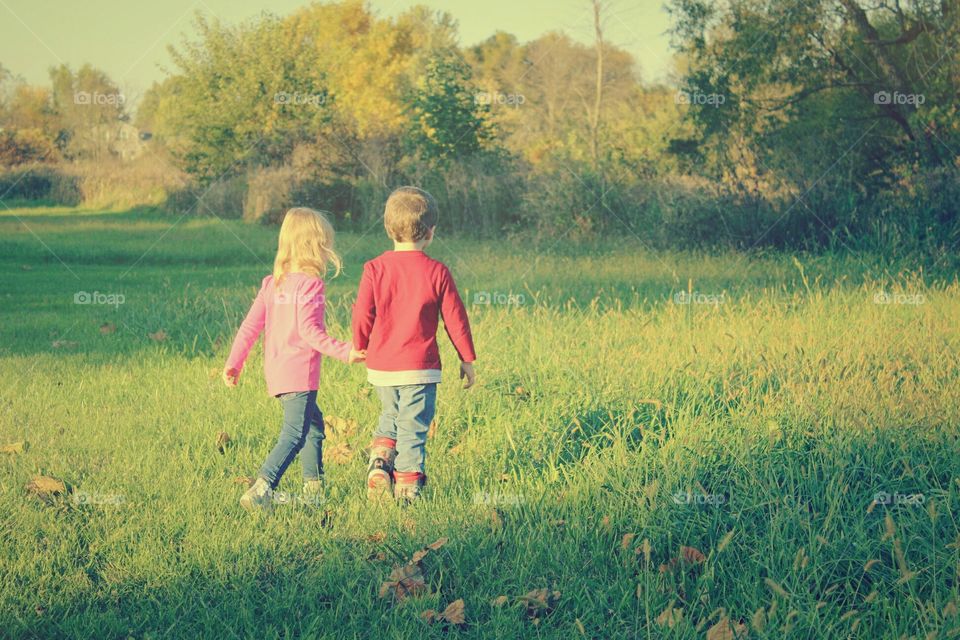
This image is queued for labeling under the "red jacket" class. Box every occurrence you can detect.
[352,250,476,371]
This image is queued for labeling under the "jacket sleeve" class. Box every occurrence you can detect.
[351,262,376,351]
[298,278,352,363]
[225,279,267,371]
[438,266,477,362]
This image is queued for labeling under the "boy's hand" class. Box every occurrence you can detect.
[222,367,240,387]
[349,348,367,364]
[460,361,476,389]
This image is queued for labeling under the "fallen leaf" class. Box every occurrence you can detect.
[707,616,747,640]
[411,537,448,563]
[367,531,387,543]
[601,516,611,531]
[1,442,26,454]
[439,598,466,625]
[148,330,167,342]
[621,533,636,550]
[679,546,706,564]
[427,419,438,440]
[324,416,359,438]
[379,562,427,602]
[656,604,683,628]
[26,475,66,497]
[216,431,231,454]
[99,323,116,335]
[518,588,561,620]
[491,595,510,607]
[427,537,448,551]
[326,441,354,464]
[233,476,254,487]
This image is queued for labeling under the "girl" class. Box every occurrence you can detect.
[223,207,365,513]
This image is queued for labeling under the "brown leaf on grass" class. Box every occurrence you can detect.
[621,533,636,550]
[216,431,231,454]
[601,516,611,531]
[491,595,510,607]
[26,475,66,497]
[655,604,683,628]
[1,442,26,454]
[679,546,706,564]
[427,419,438,440]
[148,330,167,342]
[99,323,116,335]
[324,416,359,439]
[518,588,561,620]
[411,537,448,563]
[326,441,354,464]
[233,476,254,487]
[439,599,466,625]
[51,340,78,349]
[706,616,747,640]
[367,531,387,544]
[379,562,427,602]
[489,509,503,529]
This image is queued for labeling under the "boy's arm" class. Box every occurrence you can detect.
[352,263,376,351]
[297,279,352,363]
[224,280,267,381]
[438,266,477,363]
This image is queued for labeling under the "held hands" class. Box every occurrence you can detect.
[349,348,367,364]
[460,361,476,389]
[222,367,240,387]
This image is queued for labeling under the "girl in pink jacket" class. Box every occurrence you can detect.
[223,207,365,513]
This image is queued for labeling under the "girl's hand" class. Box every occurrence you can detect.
[348,349,367,364]
[222,367,240,387]
[460,361,476,389]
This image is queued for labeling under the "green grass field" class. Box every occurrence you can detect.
[2,205,959,639]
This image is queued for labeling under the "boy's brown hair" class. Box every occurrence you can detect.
[383,186,438,242]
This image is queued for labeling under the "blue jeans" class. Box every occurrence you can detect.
[259,390,324,489]
[373,384,437,474]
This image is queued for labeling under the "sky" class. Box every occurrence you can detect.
[0,0,676,105]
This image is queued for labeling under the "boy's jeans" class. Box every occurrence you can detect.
[373,384,437,474]
[259,390,325,489]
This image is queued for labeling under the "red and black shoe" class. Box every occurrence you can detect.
[367,437,397,500]
[393,471,426,503]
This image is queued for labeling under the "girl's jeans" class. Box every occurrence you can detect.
[259,390,325,489]
[373,384,437,474]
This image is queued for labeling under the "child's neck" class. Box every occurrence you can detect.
[393,241,429,252]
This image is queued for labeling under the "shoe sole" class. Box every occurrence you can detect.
[239,494,273,514]
[367,470,393,500]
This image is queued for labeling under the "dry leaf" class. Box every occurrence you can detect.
[491,595,510,607]
[99,323,116,335]
[601,516,611,531]
[367,531,387,544]
[233,476,254,487]
[427,419,438,440]
[411,537,448,564]
[679,546,706,564]
[1,441,25,454]
[518,588,561,620]
[326,441,354,464]
[707,617,747,640]
[148,330,167,342]
[216,431,231,454]
[26,475,66,497]
[325,416,359,438]
[379,562,427,602]
[621,533,636,550]
[656,605,683,628]
[439,598,466,625]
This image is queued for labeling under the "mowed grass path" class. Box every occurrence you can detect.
[1,205,959,639]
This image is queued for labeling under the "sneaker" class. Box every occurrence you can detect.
[302,478,326,507]
[240,477,274,513]
[393,471,426,503]
[367,437,397,500]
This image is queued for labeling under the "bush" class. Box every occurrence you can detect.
[0,166,80,205]
[167,175,247,218]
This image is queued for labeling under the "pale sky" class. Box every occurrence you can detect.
[0,0,675,106]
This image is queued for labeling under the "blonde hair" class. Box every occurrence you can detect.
[273,207,342,285]
[384,186,438,242]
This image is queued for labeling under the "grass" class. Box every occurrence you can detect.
[1,204,959,639]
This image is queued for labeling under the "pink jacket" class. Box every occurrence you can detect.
[225,273,351,396]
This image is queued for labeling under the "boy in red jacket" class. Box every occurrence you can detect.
[352,186,476,501]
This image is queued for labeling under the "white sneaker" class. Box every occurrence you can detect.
[240,477,274,513]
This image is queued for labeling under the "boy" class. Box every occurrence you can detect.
[352,186,476,502]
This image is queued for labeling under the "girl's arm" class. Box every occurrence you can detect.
[297,278,351,363]
[225,279,268,376]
